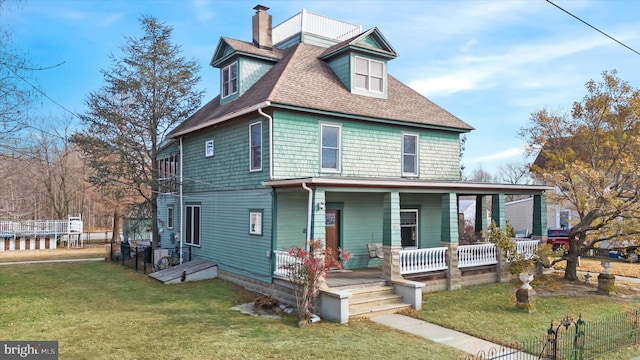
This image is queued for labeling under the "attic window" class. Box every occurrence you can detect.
[355,56,383,93]
[222,62,238,98]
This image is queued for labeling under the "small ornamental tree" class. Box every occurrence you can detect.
[282,239,345,325]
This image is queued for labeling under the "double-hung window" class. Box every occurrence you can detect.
[250,121,262,171]
[355,56,384,93]
[402,133,418,176]
[222,62,238,98]
[167,207,174,229]
[321,124,340,172]
[185,205,201,246]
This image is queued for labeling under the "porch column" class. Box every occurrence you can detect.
[532,194,547,241]
[442,192,461,290]
[311,188,327,244]
[382,191,402,281]
[491,193,506,229]
[474,195,488,241]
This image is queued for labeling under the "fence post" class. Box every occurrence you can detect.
[572,315,585,360]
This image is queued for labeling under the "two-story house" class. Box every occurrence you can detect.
[156,5,550,320]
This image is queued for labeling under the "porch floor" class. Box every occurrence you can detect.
[325,267,386,290]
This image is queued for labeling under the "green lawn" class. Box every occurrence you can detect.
[418,276,640,359]
[0,261,465,360]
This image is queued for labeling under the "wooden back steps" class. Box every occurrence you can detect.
[149,259,218,284]
[348,285,412,318]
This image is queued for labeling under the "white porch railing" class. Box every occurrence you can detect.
[515,239,539,260]
[273,250,303,278]
[458,243,498,268]
[400,247,448,275]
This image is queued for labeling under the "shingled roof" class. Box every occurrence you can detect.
[169,40,473,138]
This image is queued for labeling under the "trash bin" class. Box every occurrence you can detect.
[121,242,131,260]
[143,246,152,263]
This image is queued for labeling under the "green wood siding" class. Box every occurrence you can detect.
[327,53,350,89]
[357,35,382,49]
[272,110,461,180]
[184,189,273,282]
[157,194,180,249]
[239,58,272,97]
[274,191,308,251]
[181,117,269,192]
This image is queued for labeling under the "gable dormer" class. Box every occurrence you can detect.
[319,27,398,99]
[210,5,283,105]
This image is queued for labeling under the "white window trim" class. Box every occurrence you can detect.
[205,140,214,157]
[185,204,201,247]
[400,209,419,248]
[354,56,384,93]
[221,62,238,99]
[402,133,419,176]
[249,210,263,235]
[249,121,262,172]
[320,123,341,173]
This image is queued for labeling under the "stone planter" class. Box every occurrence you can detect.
[519,272,534,290]
[516,272,536,313]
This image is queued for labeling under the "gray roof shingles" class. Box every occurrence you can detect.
[169,39,473,137]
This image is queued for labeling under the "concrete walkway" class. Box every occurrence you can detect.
[371,314,535,358]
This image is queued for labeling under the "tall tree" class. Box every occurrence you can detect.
[520,70,640,281]
[72,16,203,249]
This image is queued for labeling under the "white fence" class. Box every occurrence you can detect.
[400,247,448,275]
[515,240,539,260]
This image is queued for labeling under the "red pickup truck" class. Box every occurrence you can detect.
[546,229,570,250]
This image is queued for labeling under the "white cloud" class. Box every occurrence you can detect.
[475,147,525,162]
[193,0,216,23]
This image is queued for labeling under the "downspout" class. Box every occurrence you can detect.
[257,105,273,180]
[179,136,184,264]
[301,182,313,252]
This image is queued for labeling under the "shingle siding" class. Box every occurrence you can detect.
[272,110,462,180]
[239,58,273,97]
[327,53,350,89]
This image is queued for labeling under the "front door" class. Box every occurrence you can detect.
[325,210,340,257]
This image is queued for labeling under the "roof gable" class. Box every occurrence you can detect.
[210,37,283,68]
[320,27,398,61]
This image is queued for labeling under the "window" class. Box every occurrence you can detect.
[167,207,174,229]
[249,210,263,235]
[222,62,238,98]
[185,205,201,246]
[400,209,418,248]
[355,56,384,92]
[249,121,262,171]
[321,124,341,171]
[402,134,418,176]
[157,155,179,193]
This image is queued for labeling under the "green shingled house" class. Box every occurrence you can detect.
[156,5,550,320]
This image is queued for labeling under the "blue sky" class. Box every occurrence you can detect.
[4,0,640,176]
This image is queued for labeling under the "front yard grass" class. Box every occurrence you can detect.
[418,272,640,359]
[0,261,465,360]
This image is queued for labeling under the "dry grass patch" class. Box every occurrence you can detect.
[553,257,640,278]
[0,245,106,262]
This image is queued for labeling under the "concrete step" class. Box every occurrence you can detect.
[348,285,411,318]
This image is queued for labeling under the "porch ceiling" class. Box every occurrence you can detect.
[262,177,553,195]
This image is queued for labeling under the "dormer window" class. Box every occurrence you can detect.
[355,56,383,93]
[222,62,238,98]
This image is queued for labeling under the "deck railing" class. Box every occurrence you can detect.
[400,247,448,275]
[458,243,498,268]
[0,220,68,236]
[273,250,303,278]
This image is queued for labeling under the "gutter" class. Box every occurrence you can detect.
[301,182,313,252]
[171,101,271,138]
[179,136,184,264]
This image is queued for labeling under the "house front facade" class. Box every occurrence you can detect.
[156,5,550,309]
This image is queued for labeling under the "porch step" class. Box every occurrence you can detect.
[348,286,412,318]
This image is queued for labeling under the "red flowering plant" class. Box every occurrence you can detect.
[282,239,345,324]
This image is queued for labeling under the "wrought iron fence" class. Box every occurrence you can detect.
[466,310,640,360]
[108,242,153,274]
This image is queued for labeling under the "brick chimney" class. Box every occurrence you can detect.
[252,5,272,48]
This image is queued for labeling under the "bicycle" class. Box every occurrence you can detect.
[154,247,181,271]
